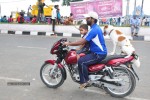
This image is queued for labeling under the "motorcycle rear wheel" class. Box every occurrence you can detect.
[40,62,65,88]
[104,67,136,98]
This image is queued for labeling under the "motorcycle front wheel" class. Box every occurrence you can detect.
[104,67,136,98]
[40,62,65,88]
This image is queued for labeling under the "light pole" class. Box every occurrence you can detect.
[134,0,136,15]
[141,0,144,17]
[126,0,129,16]
[0,4,1,18]
[126,0,130,25]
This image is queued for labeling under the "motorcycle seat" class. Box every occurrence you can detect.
[100,55,127,64]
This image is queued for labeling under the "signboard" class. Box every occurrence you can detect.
[70,0,122,19]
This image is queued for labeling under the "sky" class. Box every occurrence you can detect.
[0,0,71,17]
[0,0,150,17]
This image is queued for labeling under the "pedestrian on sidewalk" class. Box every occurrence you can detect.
[130,15,140,37]
[51,5,58,36]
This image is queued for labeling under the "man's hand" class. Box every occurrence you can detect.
[63,42,70,46]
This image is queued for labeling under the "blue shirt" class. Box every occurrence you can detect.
[130,18,140,26]
[84,24,107,55]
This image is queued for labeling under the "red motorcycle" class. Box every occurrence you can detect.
[40,38,139,98]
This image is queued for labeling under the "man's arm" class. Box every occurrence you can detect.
[64,38,87,46]
[76,44,85,50]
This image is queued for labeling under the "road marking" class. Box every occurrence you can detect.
[84,88,107,95]
[0,77,23,81]
[125,97,149,100]
[17,46,47,50]
[85,88,149,100]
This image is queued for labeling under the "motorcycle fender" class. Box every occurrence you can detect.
[57,63,67,80]
[61,65,67,80]
[45,60,55,65]
[45,60,67,80]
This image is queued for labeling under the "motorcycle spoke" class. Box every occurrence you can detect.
[55,78,59,83]
[41,64,63,86]
[44,74,49,76]
[106,68,132,95]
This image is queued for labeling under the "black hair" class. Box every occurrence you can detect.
[93,18,97,23]
[90,17,98,24]
[43,3,45,6]
[70,13,73,16]
[54,5,58,9]
[79,24,88,30]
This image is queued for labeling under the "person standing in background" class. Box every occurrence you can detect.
[117,17,121,26]
[8,15,13,23]
[51,5,58,36]
[27,5,32,17]
[37,0,47,23]
[57,9,61,24]
[1,15,7,23]
[121,17,125,26]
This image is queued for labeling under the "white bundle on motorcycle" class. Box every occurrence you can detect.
[132,56,140,68]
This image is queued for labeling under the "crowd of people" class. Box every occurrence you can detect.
[0,12,74,25]
[1,13,150,28]
[0,13,147,37]
[99,16,150,27]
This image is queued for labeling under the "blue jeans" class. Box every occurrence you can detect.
[131,25,139,34]
[78,52,107,84]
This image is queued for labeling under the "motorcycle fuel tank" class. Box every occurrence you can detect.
[65,50,77,64]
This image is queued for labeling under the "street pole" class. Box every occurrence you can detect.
[141,0,144,17]
[0,3,1,18]
[134,0,136,15]
[126,0,130,25]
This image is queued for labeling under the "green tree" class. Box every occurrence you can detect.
[62,0,70,6]
[51,0,83,6]
[51,0,60,2]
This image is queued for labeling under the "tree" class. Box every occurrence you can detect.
[51,0,60,2]
[51,0,83,6]
[62,0,70,6]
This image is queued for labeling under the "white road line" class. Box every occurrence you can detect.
[125,97,149,100]
[17,46,47,50]
[84,88,107,95]
[84,88,149,100]
[0,77,23,81]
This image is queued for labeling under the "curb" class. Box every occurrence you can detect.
[0,30,82,37]
[0,30,147,41]
[0,24,150,41]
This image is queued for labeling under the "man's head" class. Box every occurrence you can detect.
[84,11,98,26]
[54,5,59,9]
[79,24,88,35]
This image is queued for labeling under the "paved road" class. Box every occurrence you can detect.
[0,34,150,100]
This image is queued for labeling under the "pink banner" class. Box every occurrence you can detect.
[70,0,122,19]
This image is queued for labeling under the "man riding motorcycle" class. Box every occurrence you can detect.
[64,11,107,89]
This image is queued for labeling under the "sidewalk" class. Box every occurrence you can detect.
[0,23,150,41]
